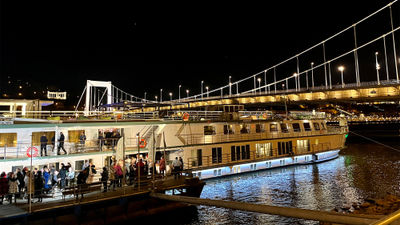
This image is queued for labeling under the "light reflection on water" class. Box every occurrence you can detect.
[188,141,400,225]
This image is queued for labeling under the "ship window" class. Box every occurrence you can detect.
[270,124,278,132]
[256,124,265,133]
[297,140,310,153]
[32,131,55,146]
[231,146,236,161]
[68,130,85,143]
[246,145,250,159]
[280,123,289,133]
[212,147,222,164]
[224,125,234,134]
[241,146,246,160]
[292,123,301,132]
[236,146,241,160]
[240,124,250,134]
[0,133,17,147]
[313,122,320,131]
[303,123,312,131]
[204,126,216,135]
[255,143,273,158]
[320,122,326,130]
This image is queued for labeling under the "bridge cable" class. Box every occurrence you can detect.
[349,131,400,153]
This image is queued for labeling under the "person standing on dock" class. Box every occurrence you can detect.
[40,134,48,157]
[101,167,108,192]
[159,156,166,177]
[57,132,67,155]
[172,157,182,179]
[0,172,8,204]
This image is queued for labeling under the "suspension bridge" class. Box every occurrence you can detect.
[78,1,400,114]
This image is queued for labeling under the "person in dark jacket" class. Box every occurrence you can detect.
[16,168,25,198]
[57,132,67,155]
[34,171,44,202]
[0,172,8,204]
[59,163,67,189]
[40,134,48,156]
[101,167,109,192]
[51,136,55,152]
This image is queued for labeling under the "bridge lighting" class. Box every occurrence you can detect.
[311,62,315,88]
[201,81,204,99]
[375,52,381,85]
[160,89,163,102]
[205,86,209,98]
[338,66,345,88]
[186,89,189,98]
[293,73,298,91]
[229,76,232,96]
[169,92,172,101]
[257,78,261,94]
[179,85,181,102]
[155,95,158,102]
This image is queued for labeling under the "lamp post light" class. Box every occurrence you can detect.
[169,92,172,101]
[155,95,158,102]
[338,66,345,88]
[257,78,261,94]
[229,76,232,96]
[293,73,298,91]
[201,81,204,99]
[178,85,181,102]
[160,89,163,102]
[186,89,189,98]
[144,92,147,102]
[375,52,381,85]
[205,86,209,98]
[311,62,315,89]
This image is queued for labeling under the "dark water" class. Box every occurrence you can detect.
[146,140,400,224]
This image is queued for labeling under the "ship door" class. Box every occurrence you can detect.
[312,154,318,161]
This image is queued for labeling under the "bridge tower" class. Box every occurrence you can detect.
[84,80,112,115]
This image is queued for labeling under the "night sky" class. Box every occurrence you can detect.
[0,1,397,102]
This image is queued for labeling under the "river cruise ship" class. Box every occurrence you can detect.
[0,106,348,179]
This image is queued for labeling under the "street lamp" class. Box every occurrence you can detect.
[205,86,209,98]
[311,62,315,89]
[293,73,298,91]
[144,92,147,102]
[338,66,345,88]
[201,81,204,99]
[257,77,261,94]
[155,95,158,102]
[160,89,163,102]
[169,92,172,101]
[186,89,189,98]
[179,85,181,102]
[375,52,381,85]
[229,76,232,96]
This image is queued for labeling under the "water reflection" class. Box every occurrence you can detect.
[190,141,400,224]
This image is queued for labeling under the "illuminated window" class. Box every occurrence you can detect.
[270,124,278,132]
[223,125,234,134]
[280,123,289,133]
[297,140,310,153]
[0,133,17,147]
[313,122,320,131]
[204,126,216,135]
[255,124,265,133]
[292,123,301,132]
[32,131,55,146]
[68,130,85,143]
[240,124,250,134]
[256,143,272,158]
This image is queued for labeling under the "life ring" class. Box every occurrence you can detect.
[182,112,189,121]
[262,113,268,119]
[139,138,147,148]
[26,147,39,158]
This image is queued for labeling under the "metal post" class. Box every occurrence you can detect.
[383,36,390,81]
[286,79,288,93]
[264,70,267,94]
[229,76,232,96]
[353,26,361,86]
[296,56,300,90]
[375,52,381,85]
[236,83,239,95]
[160,89,163,102]
[323,42,328,89]
[179,85,181,102]
[3,144,6,160]
[390,5,399,83]
[201,81,204,99]
[306,71,309,90]
[328,62,332,89]
[341,70,344,88]
[253,76,256,94]
[137,133,140,190]
[274,67,277,94]
[311,62,315,89]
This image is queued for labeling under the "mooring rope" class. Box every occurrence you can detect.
[349,131,400,153]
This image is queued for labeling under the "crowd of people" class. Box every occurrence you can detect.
[0,155,185,204]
